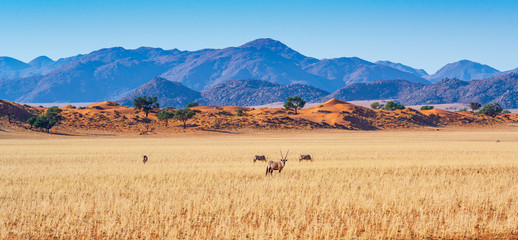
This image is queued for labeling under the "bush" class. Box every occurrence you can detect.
[382,101,405,111]
[502,109,511,114]
[420,105,434,110]
[370,102,384,110]
[469,102,482,111]
[456,108,467,112]
[186,102,199,108]
[478,103,503,117]
[237,109,244,116]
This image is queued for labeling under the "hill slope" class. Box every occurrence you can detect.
[375,60,428,77]
[326,73,518,108]
[425,60,501,82]
[116,77,201,108]
[199,79,330,106]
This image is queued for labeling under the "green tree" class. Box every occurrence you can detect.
[382,101,405,111]
[157,110,174,126]
[469,102,482,111]
[370,102,383,110]
[133,96,159,117]
[420,105,434,110]
[284,96,306,114]
[27,106,64,132]
[478,103,503,117]
[27,117,37,129]
[186,102,199,108]
[174,109,196,129]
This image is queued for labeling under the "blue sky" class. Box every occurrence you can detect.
[0,0,516,73]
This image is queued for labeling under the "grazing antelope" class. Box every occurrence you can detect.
[299,154,312,162]
[266,150,288,177]
[254,155,267,163]
[496,140,500,143]
[143,155,148,164]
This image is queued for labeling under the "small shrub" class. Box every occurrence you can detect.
[420,105,434,110]
[382,101,405,111]
[236,109,244,116]
[371,102,384,110]
[469,102,482,111]
[186,102,199,108]
[456,108,468,112]
[478,103,503,117]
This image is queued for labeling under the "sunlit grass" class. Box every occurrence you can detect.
[1,130,518,239]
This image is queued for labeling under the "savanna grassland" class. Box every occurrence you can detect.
[1,129,518,239]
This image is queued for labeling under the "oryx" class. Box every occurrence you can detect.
[299,154,312,161]
[254,155,267,163]
[266,150,288,177]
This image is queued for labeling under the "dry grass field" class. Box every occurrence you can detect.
[1,129,518,239]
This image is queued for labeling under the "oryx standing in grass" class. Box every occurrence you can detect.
[254,155,267,163]
[266,150,288,177]
[299,154,312,162]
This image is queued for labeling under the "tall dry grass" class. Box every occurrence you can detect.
[1,130,518,239]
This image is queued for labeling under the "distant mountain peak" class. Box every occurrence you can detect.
[239,38,290,50]
[425,59,501,82]
[29,56,55,68]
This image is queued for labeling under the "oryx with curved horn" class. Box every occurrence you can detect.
[266,150,288,177]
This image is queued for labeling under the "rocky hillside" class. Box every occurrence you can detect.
[326,73,518,109]
[116,78,329,108]
[116,77,201,108]
[199,79,329,106]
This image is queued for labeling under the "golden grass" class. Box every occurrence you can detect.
[1,130,518,239]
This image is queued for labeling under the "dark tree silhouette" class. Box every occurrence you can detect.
[284,96,306,114]
[133,96,159,117]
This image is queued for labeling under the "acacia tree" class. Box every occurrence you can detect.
[382,101,405,111]
[469,102,482,112]
[478,103,503,117]
[284,96,306,114]
[27,106,64,133]
[133,96,159,117]
[157,110,174,126]
[174,109,195,129]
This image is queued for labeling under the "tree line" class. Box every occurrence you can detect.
[369,100,509,116]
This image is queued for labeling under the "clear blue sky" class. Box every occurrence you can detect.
[0,0,517,73]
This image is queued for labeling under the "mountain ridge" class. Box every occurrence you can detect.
[0,38,441,102]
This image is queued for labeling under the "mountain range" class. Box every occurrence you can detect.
[0,38,517,106]
[114,73,518,109]
[324,73,518,109]
[117,77,330,107]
